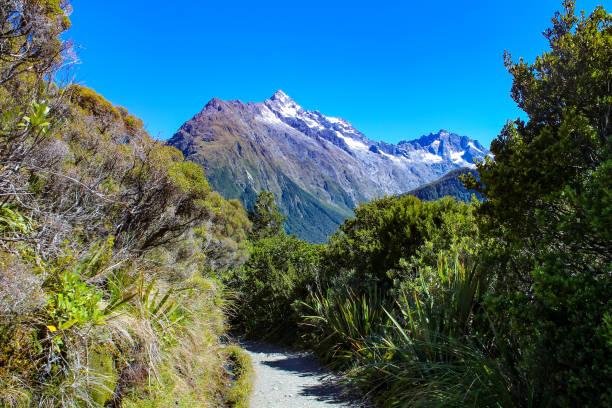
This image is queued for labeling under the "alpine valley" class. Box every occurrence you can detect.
[168,90,491,242]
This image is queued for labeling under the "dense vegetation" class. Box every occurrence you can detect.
[2,1,609,408]
[230,2,611,407]
[0,1,253,406]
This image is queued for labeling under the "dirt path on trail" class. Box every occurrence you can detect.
[242,342,371,408]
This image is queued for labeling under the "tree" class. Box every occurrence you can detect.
[229,234,322,341]
[464,2,612,405]
[466,1,611,260]
[248,191,286,241]
[324,195,475,294]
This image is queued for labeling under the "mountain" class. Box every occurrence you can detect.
[404,167,482,202]
[167,90,491,242]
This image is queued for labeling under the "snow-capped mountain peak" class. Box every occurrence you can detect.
[270,89,292,104]
[266,90,304,117]
[264,91,364,142]
[169,92,492,242]
[261,93,488,168]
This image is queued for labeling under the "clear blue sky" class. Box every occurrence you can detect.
[66,0,604,147]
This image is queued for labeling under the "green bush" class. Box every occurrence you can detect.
[464,3,612,405]
[230,233,322,342]
[324,195,476,294]
[304,287,391,368]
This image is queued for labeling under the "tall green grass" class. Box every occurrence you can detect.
[304,287,391,368]
[306,253,519,407]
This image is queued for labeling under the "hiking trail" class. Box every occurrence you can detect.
[242,342,371,408]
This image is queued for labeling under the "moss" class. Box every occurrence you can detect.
[224,345,254,408]
[88,346,117,407]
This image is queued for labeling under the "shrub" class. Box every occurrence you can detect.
[324,195,475,294]
[304,287,391,368]
[230,233,322,342]
[305,252,516,407]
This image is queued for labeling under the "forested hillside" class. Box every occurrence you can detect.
[404,167,482,202]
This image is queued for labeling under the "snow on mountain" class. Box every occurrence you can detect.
[168,90,491,242]
[259,90,488,176]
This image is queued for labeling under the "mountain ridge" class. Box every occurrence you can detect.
[168,90,491,242]
[404,167,482,202]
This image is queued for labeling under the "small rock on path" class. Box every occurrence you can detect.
[242,341,370,408]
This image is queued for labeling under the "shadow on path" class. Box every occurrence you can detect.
[262,355,324,377]
[298,377,370,406]
[241,340,373,407]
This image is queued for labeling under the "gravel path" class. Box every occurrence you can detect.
[242,342,370,408]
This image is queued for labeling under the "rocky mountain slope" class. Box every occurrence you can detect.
[167,90,491,242]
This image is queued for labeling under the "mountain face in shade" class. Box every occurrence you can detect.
[167,90,491,242]
[403,167,483,203]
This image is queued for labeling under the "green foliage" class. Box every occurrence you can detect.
[307,253,514,407]
[0,205,32,236]
[196,192,252,277]
[207,165,351,243]
[304,287,391,368]
[0,0,71,91]
[120,277,233,408]
[21,100,52,131]
[221,3,610,408]
[274,173,354,243]
[248,190,286,240]
[46,269,104,333]
[117,106,145,135]
[399,253,484,340]
[224,345,254,408]
[0,3,254,405]
[88,346,118,407]
[168,159,211,199]
[325,195,475,293]
[2,0,608,407]
[230,233,322,342]
[71,85,121,121]
[462,2,612,406]
[408,167,482,202]
[42,241,121,349]
[137,275,184,346]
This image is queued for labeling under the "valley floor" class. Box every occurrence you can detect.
[242,342,370,408]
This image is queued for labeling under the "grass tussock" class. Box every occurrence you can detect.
[121,278,240,408]
[223,345,254,408]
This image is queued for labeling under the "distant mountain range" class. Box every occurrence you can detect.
[167,90,491,242]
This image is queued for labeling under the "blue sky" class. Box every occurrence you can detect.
[66,1,604,147]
